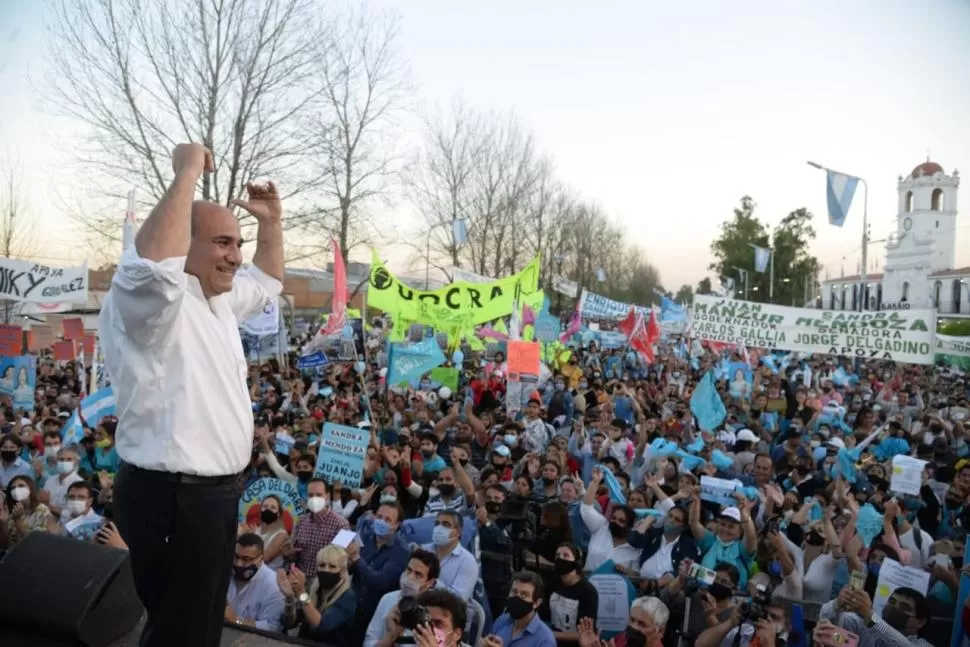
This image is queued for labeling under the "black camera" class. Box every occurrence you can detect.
[398,596,432,630]
[738,584,771,622]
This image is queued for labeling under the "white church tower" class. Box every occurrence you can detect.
[881,160,960,309]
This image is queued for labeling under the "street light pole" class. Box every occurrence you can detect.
[807,160,869,311]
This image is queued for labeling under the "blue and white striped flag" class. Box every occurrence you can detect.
[452,219,467,247]
[825,170,859,227]
[752,246,771,273]
[61,387,117,447]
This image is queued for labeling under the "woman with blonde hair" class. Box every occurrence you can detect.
[278,544,357,646]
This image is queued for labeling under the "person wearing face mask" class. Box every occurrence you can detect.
[346,502,410,641]
[34,430,64,481]
[542,543,598,646]
[488,445,515,483]
[451,443,480,485]
[629,505,700,595]
[0,433,32,489]
[225,533,285,631]
[688,496,757,590]
[259,435,317,500]
[695,597,788,647]
[422,463,472,518]
[421,510,478,601]
[40,446,83,520]
[60,482,104,540]
[756,528,802,601]
[478,484,518,616]
[493,571,556,646]
[668,561,740,638]
[581,468,642,573]
[291,478,350,576]
[279,545,357,646]
[364,549,440,647]
[239,494,289,570]
[80,420,122,474]
[561,357,584,392]
[3,475,53,547]
[818,585,932,647]
[545,376,575,425]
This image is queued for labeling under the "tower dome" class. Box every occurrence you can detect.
[910,160,943,178]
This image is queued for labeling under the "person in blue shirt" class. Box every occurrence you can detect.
[492,571,556,647]
[77,420,122,475]
[347,502,411,643]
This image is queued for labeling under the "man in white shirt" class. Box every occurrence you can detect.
[101,143,284,647]
[41,446,83,519]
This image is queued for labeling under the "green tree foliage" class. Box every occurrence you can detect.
[675,284,694,304]
[696,277,713,295]
[709,197,820,305]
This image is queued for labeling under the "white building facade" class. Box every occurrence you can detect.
[821,160,966,314]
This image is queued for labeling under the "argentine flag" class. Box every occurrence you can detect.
[61,387,117,447]
[826,170,859,227]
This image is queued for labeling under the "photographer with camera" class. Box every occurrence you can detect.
[663,559,741,642]
[694,585,790,647]
[377,584,479,647]
[364,549,439,647]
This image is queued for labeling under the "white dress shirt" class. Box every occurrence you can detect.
[99,249,282,476]
[42,471,83,512]
[580,503,642,573]
[227,563,285,632]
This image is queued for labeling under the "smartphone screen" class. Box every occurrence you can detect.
[849,570,866,590]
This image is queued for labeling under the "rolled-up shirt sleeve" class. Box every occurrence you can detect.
[227,264,283,322]
[109,249,187,346]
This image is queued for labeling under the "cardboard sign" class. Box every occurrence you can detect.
[53,340,77,361]
[0,324,23,357]
[62,317,84,341]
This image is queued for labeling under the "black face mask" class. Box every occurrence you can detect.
[0,450,16,463]
[297,471,313,483]
[438,484,456,497]
[945,498,963,509]
[881,606,911,634]
[505,596,535,620]
[421,450,435,459]
[458,459,469,467]
[750,408,762,417]
[795,465,811,476]
[624,627,647,647]
[485,501,502,515]
[233,564,258,581]
[260,510,279,525]
[317,570,342,590]
[554,558,577,576]
[708,582,733,600]
[868,475,888,490]
[608,521,627,538]
[805,531,825,546]
[542,477,556,486]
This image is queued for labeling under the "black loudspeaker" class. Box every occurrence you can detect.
[0,532,144,646]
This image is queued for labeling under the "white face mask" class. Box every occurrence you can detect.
[57,460,76,475]
[67,500,88,517]
[306,496,328,514]
[10,486,30,502]
[47,446,62,460]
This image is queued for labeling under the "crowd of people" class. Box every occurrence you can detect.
[2,321,970,647]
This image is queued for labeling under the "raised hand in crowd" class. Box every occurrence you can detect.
[96,522,128,550]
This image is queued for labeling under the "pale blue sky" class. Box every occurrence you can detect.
[2,0,969,290]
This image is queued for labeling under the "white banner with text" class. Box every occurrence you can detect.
[690,296,935,365]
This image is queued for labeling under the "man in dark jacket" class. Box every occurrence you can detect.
[627,504,700,595]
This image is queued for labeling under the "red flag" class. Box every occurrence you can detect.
[619,307,655,364]
[321,238,347,335]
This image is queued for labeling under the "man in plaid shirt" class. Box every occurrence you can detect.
[291,477,349,576]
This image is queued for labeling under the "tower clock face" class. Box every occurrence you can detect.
[903,217,913,231]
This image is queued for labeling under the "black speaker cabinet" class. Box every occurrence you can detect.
[0,532,144,646]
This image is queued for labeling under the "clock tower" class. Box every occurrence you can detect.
[881,159,960,308]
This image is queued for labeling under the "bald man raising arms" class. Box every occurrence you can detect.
[99,143,284,647]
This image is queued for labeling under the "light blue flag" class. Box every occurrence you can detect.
[826,170,859,227]
[752,245,771,273]
[61,387,117,447]
[661,296,688,322]
[595,267,607,282]
[387,338,446,387]
[452,219,467,246]
[711,449,734,471]
[595,463,626,504]
[690,371,726,432]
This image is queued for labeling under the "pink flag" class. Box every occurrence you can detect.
[560,304,581,343]
[321,238,347,335]
[522,304,536,327]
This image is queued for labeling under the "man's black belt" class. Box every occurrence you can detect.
[120,462,243,486]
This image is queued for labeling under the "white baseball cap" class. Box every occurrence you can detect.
[736,429,759,443]
[720,507,742,523]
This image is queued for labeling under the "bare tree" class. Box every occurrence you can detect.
[406,100,485,280]
[295,4,411,264]
[45,0,321,241]
[0,156,38,321]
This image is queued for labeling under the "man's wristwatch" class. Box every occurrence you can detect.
[235,617,245,625]
[297,592,310,605]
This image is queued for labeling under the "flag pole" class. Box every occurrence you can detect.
[769,248,775,304]
[859,178,869,311]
